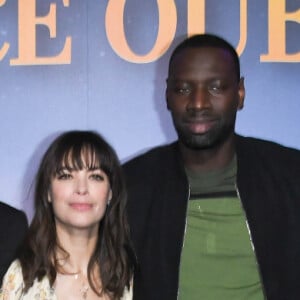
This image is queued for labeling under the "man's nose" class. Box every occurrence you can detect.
[187,87,211,110]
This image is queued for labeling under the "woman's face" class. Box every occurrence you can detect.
[49,162,112,234]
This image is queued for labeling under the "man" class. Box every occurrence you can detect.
[123,34,300,299]
[0,201,28,284]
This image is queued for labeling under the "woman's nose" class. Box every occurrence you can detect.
[75,176,88,195]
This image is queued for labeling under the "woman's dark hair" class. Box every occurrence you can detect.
[19,130,135,298]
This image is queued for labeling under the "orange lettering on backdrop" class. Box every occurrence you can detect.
[187,0,248,57]
[187,0,205,35]
[0,0,10,61]
[261,0,300,62]
[105,0,177,63]
[10,0,71,65]
[236,0,247,56]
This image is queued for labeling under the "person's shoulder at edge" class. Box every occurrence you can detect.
[0,201,28,229]
[0,201,28,227]
[0,201,27,220]
[0,201,28,284]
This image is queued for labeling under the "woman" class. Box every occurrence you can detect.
[0,131,134,299]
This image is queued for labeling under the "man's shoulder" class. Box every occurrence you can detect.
[237,135,300,162]
[123,142,178,169]
[122,142,181,185]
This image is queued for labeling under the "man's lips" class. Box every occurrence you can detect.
[184,118,217,134]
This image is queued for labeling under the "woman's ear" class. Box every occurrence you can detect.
[107,189,112,205]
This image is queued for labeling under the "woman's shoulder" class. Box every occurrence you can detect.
[2,259,23,286]
[121,280,133,300]
[0,260,24,299]
[0,259,56,300]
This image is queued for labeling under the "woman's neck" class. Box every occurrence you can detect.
[55,224,99,275]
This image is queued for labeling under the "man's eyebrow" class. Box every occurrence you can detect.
[167,79,189,83]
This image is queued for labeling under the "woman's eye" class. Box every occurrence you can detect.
[57,173,72,180]
[90,174,104,181]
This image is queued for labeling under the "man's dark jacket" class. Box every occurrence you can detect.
[0,202,28,285]
[123,135,300,300]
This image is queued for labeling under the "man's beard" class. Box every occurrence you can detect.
[173,117,236,150]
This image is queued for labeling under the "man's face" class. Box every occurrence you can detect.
[166,47,245,150]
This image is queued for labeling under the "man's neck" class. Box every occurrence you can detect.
[179,135,236,172]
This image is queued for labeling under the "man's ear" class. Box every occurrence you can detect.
[166,94,170,110]
[237,77,245,110]
[166,78,171,110]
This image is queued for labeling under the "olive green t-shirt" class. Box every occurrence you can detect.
[178,157,264,299]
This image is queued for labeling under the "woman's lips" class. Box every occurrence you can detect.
[69,202,93,211]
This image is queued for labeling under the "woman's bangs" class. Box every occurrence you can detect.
[54,144,101,173]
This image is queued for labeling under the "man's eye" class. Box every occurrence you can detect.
[208,85,224,94]
[175,87,190,95]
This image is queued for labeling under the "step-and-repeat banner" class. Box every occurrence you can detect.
[1,0,300,218]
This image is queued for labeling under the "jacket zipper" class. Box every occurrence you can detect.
[236,184,268,299]
[177,184,190,300]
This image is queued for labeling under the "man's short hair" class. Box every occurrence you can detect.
[168,33,241,81]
